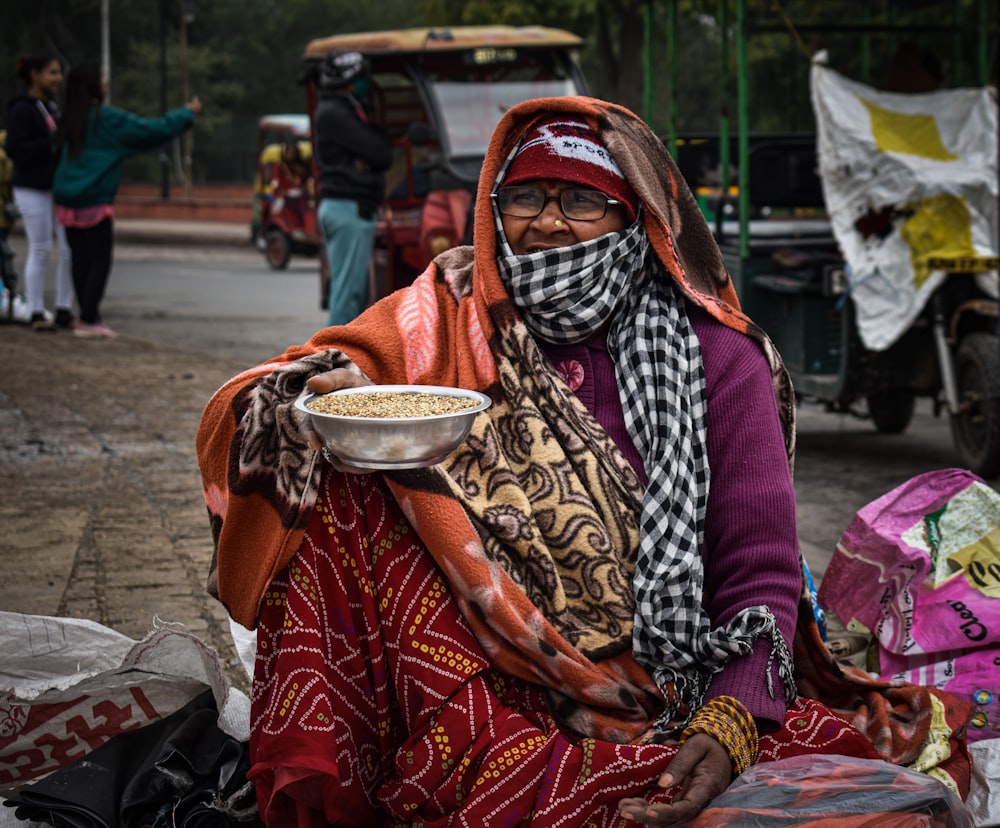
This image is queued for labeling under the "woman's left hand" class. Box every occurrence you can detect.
[617,733,732,825]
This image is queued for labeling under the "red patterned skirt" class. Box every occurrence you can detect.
[250,472,881,827]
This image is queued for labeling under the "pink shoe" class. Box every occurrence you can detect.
[72,319,118,338]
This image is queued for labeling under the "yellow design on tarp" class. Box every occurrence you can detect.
[948,525,1000,599]
[909,694,959,798]
[898,194,975,287]
[861,97,957,161]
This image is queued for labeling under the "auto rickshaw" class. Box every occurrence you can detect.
[252,114,322,270]
[298,25,590,309]
[664,0,1000,477]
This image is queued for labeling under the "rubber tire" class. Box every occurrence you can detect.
[264,229,292,270]
[950,331,1000,479]
[866,390,915,434]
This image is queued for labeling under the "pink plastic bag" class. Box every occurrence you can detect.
[818,468,1000,742]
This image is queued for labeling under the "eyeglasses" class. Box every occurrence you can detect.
[493,186,621,221]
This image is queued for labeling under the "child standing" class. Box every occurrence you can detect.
[53,61,200,337]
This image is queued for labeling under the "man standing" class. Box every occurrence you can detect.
[314,50,392,326]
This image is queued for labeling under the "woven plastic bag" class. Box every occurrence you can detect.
[818,468,1000,742]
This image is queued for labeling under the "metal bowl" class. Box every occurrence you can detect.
[295,384,492,470]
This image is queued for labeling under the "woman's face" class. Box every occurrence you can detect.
[500,179,629,255]
[31,60,63,99]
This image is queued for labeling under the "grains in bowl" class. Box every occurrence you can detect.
[306,391,480,419]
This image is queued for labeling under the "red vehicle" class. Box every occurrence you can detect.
[299,25,590,306]
[252,114,322,270]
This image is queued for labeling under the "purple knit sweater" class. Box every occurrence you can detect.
[540,302,800,731]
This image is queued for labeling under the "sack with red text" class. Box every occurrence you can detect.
[818,468,1000,743]
[0,612,250,827]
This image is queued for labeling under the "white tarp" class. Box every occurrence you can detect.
[810,52,999,351]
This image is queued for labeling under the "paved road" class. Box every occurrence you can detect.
[102,242,328,364]
[2,234,990,693]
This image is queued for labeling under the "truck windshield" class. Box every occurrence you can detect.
[428,78,580,159]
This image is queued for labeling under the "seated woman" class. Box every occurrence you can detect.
[197,97,972,826]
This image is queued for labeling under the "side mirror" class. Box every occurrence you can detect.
[407,122,438,146]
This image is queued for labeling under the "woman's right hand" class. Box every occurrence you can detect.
[303,368,373,473]
[618,733,732,825]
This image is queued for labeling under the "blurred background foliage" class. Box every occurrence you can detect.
[1,0,995,185]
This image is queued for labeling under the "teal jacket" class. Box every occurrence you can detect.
[53,105,194,208]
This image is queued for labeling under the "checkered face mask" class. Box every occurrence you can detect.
[496,218,646,345]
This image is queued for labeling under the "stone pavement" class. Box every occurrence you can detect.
[0,319,251,692]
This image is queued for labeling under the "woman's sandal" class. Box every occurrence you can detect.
[30,313,56,332]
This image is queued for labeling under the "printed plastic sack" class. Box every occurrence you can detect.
[818,468,1000,743]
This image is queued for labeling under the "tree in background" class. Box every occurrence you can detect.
[1,0,425,183]
[0,0,800,184]
[2,0,995,183]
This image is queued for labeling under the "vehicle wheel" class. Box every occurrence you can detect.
[866,390,915,434]
[951,331,1000,478]
[264,229,292,270]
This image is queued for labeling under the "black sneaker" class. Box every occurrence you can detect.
[30,312,56,332]
[55,308,75,329]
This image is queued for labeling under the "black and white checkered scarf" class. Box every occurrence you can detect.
[497,214,790,726]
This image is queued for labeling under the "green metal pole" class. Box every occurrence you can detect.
[644,0,653,125]
[861,0,871,83]
[887,0,897,60]
[666,0,679,157]
[719,0,730,230]
[984,0,997,272]
[953,0,963,86]
[737,0,749,259]
[977,0,987,85]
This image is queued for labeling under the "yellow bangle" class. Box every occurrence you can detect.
[679,695,758,776]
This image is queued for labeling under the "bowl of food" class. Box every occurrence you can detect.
[296,384,492,470]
